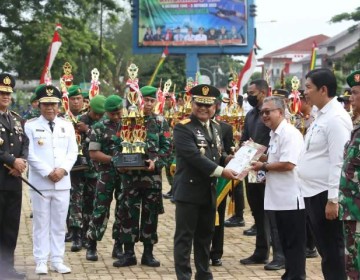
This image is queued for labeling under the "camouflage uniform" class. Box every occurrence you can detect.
[117,114,171,245]
[87,118,122,241]
[339,121,360,280]
[23,108,40,120]
[68,113,100,237]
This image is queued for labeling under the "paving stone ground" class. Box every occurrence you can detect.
[14,176,324,280]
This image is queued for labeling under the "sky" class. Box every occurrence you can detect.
[255,0,359,58]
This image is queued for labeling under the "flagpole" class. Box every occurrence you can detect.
[148,46,169,86]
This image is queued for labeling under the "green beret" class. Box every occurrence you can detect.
[346,70,360,88]
[140,86,157,99]
[90,95,106,114]
[82,90,89,99]
[30,94,37,103]
[68,85,82,98]
[104,95,123,112]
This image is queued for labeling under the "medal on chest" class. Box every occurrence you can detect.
[195,128,207,155]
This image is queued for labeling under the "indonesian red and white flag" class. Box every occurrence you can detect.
[237,48,257,96]
[40,24,62,84]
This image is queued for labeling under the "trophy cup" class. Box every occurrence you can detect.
[112,63,148,170]
[60,62,88,171]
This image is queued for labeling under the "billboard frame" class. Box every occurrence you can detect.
[131,0,256,56]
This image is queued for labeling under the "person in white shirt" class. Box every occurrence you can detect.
[252,96,306,279]
[194,27,207,41]
[297,68,352,280]
[183,27,195,41]
[173,27,183,41]
[25,85,78,275]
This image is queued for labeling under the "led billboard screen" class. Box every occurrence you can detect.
[133,0,254,55]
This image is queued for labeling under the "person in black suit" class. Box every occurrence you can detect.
[0,73,29,279]
[210,119,234,266]
[173,84,238,280]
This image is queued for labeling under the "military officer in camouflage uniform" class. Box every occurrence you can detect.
[339,69,360,280]
[113,86,172,268]
[68,95,106,251]
[86,95,123,261]
[65,85,85,242]
[23,94,40,120]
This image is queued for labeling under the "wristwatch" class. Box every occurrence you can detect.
[328,197,339,204]
[261,162,268,172]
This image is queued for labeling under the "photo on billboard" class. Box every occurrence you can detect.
[138,0,248,48]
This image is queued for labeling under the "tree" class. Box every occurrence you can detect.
[0,0,123,84]
[330,7,360,71]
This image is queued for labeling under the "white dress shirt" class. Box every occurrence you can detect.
[265,119,305,210]
[297,98,352,199]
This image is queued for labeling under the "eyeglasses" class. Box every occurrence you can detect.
[259,108,279,116]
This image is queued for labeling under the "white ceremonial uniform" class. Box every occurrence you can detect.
[265,119,304,210]
[25,115,78,265]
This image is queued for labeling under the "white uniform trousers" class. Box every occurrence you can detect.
[30,189,70,264]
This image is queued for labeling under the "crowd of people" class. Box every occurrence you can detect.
[143,25,245,43]
[0,66,360,280]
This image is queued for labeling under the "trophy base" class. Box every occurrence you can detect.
[113,153,148,170]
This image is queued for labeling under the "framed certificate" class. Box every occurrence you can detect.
[225,141,267,180]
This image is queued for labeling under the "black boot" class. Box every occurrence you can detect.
[112,240,124,259]
[113,243,137,267]
[71,227,82,252]
[65,229,73,242]
[86,239,98,261]
[141,244,160,267]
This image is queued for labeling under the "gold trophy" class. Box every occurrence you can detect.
[112,63,148,169]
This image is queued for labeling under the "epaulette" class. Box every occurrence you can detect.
[211,119,219,125]
[10,110,22,118]
[179,118,191,125]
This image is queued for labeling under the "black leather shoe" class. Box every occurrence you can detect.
[162,191,173,199]
[243,225,257,236]
[306,248,318,258]
[240,255,268,265]
[4,268,25,279]
[113,253,137,267]
[264,260,285,270]
[211,259,222,266]
[224,216,245,227]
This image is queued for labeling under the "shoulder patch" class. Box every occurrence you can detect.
[179,118,191,125]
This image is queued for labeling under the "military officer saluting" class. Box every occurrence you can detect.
[0,73,28,280]
[172,84,238,280]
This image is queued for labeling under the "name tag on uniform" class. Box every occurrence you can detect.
[269,143,277,153]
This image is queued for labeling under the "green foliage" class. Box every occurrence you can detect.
[330,7,360,70]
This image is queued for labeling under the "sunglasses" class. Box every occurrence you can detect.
[259,108,279,116]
